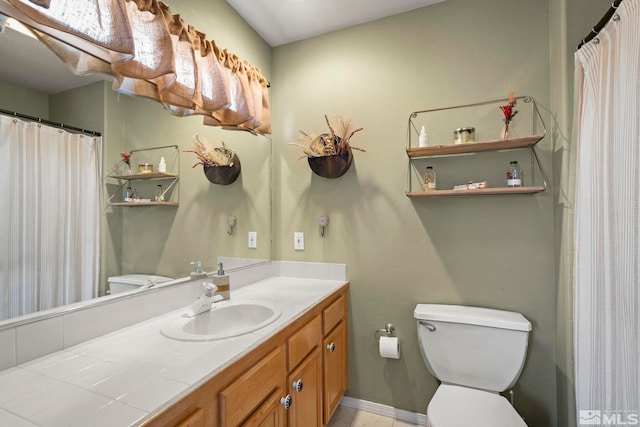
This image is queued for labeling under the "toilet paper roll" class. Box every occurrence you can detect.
[379,336,400,359]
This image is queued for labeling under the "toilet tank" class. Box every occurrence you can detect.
[108,274,173,294]
[414,304,531,392]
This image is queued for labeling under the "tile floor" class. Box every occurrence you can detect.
[327,405,422,427]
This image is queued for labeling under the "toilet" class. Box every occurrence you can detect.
[413,304,532,427]
[107,274,173,294]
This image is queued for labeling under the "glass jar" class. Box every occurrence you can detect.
[453,127,476,144]
[507,161,522,187]
[138,163,153,174]
[424,166,436,191]
[155,184,164,202]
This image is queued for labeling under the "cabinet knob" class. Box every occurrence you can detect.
[292,379,304,393]
[280,395,293,410]
[327,342,336,352]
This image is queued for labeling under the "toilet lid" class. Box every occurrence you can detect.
[427,384,527,427]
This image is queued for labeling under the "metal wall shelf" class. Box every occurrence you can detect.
[405,96,547,197]
[109,201,180,207]
[106,145,180,206]
[407,186,546,198]
[407,134,545,158]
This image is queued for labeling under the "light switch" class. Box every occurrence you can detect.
[248,231,257,248]
[294,232,304,250]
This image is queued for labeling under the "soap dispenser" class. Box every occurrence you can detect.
[213,262,230,300]
[190,260,207,279]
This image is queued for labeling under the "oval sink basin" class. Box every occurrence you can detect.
[161,300,282,342]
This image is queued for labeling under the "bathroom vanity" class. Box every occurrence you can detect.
[143,284,348,427]
[0,264,348,427]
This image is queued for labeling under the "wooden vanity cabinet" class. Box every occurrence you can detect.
[219,346,287,426]
[175,408,206,427]
[287,315,323,426]
[142,284,348,427]
[143,379,218,427]
[242,389,286,427]
[322,295,348,424]
[287,347,322,426]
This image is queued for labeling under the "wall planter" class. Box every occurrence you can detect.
[307,151,353,179]
[290,115,364,179]
[203,154,241,185]
[185,135,241,185]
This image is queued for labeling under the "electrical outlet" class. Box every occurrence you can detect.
[248,231,257,248]
[294,232,304,250]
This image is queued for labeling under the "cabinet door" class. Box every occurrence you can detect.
[219,346,286,426]
[242,389,286,427]
[323,321,348,424]
[288,315,322,370]
[175,408,205,427]
[287,348,322,427]
[141,381,217,427]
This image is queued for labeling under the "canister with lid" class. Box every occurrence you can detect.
[453,127,476,144]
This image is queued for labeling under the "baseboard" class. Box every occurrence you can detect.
[339,396,427,425]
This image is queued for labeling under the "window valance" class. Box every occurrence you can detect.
[8,0,271,134]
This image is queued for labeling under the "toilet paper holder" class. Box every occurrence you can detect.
[374,323,395,342]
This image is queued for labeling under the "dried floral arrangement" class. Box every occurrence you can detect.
[500,92,518,139]
[290,115,364,159]
[120,149,131,166]
[185,134,235,168]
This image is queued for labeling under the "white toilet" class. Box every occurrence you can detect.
[107,274,173,294]
[413,304,532,427]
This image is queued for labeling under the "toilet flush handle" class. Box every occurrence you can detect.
[419,320,436,332]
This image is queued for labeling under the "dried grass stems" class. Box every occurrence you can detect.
[290,115,364,159]
[185,134,235,168]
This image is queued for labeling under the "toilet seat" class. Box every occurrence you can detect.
[427,384,527,427]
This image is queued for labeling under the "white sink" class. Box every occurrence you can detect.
[161,300,282,342]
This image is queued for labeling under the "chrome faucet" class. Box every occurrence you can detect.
[182,281,222,317]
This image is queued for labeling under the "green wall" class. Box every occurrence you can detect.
[0,81,49,117]
[272,0,555,424]
[49,81,105,133]
[100,0,273,285]
[0,0,622,425]
[0,0,273,295]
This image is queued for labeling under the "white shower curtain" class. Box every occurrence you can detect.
[574,0,640,421]
[0,115,101,320]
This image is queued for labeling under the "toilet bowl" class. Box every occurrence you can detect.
[107,274,173,294]
[427,384,527,427]
[414,304,531,427]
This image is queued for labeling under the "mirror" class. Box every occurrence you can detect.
[0,5,272,323]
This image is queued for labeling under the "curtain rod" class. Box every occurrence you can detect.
[577,0,623,49]
[0,107,102,136]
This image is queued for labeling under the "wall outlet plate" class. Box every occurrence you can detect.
[294,232,304,250]
[248,231,257,248]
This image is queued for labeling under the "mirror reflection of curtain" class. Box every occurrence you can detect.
[8,0,271,134]
[0,115,101,320]
[574,0,640,417]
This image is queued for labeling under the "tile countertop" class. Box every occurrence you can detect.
[0,276,347,427]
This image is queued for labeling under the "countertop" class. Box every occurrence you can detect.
[0,276,347,427]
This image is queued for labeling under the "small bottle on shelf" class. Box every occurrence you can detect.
[424,166,436,191]
[507,161,522,187]
[155,184,164,202]
[419,125,429,148]
[124,186,133,202]
[158,156,167,173]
